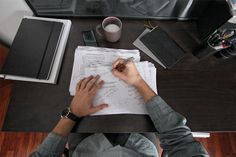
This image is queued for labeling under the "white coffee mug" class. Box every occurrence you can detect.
[96,16,122,43]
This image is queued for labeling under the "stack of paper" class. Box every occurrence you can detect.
[69,46,157,115]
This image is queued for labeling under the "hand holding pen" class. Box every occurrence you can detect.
[113,57,134,72]
[112,57,143,86]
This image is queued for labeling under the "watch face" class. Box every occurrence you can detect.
[61,108,69,117]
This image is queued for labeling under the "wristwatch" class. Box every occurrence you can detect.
[61,107,80,122]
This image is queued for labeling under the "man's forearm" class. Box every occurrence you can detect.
[134,78,157,102]
[134,79,208,156]
[31,75,108,157]
[53,118,76,137]
[30,119,75,157]
[146,96,209,156]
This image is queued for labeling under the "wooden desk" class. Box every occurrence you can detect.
[3,19,236,132]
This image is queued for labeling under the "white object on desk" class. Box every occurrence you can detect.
[228,16,236,23]
[84,62,156,115]
[104,24,120,32]
[69,46,157,115]
[69,46,141,95]
[192,132,210,138]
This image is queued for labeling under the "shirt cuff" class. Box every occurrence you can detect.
[36,132,67,156]
[146,95,174,118]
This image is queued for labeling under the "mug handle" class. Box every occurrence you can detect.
[96,24,104,37]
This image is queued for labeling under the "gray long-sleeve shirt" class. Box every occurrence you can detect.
[30,96,209,157]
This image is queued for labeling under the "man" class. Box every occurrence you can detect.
[30,59,209,157]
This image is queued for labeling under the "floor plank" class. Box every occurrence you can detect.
[196,133,236,157]
[0,45,9,68]
[1,132,236,157]
[0,132,48,157]
[0,44,12,129]
[0,80,13,129]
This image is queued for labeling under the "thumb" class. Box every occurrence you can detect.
[90,104,108,114]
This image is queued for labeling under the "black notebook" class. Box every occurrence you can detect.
[140,27,185,68]
[1,18,63,79]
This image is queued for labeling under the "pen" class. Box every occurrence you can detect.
[114,57,134,72]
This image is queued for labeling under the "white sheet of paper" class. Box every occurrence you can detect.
[69,46,157,115]
[69,46,140,95]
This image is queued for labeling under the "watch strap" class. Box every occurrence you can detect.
[61,107,80,122]
[67,112,80,122]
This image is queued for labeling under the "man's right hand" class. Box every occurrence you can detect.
[112,58,143,87]
[112,58,157,102]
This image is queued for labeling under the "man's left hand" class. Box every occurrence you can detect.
[70,75,108,117]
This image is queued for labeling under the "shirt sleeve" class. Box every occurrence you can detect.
[29,132,67,157]
[146,96,209,157]
[125,133,159,157]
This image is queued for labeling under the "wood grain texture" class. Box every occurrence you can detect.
[0,46,48,157]
[0,80,13,129]
[0,45,9,68]
[1,27,236,157]
[1,132,236,157]
[3,20,236,132]
[0,132,48,157]
[0,45,13,129]
[196,133,236,157]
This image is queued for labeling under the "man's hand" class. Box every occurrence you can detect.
[112,58,157,102]
[53,76,108,137]
[70,75,108,117]
[112,58,143,86]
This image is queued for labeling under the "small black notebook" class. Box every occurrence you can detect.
[1,18,63,79]
[140,27,185,68]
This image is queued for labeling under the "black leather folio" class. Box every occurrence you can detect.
[1,18,63,79]
[140,27,185,68]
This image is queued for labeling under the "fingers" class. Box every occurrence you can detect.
[78,75,104,93]
[76,78,84,91]
[112,58,125,69]
[85,75,100,91]
[126,60,135,67]
[112,68,127,80]
[80,76,93,89]
[91,80,104,94]
[90,103,108,114]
